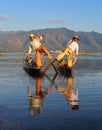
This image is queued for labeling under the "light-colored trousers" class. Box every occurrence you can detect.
[56,47,73,67]
[36,45,52,68]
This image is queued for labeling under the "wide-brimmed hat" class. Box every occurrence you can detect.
[29,34,34,37]
[72,35,79,40]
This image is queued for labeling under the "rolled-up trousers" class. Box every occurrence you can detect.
[36,45,52,68]
[56,47,73,67]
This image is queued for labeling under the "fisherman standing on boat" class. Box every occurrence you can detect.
[26,32,53,69]
[54,35,79,69]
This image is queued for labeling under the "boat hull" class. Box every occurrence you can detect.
[57,60,73,77]
[57,66,73,77]
[23,66,43,77]
[23,59,43,77]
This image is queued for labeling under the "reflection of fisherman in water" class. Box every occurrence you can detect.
[56,75,79,110]
[28,77,52,115]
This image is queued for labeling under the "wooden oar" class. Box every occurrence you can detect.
[43,72,58,83]
[42,60,58,74]
[42,56,77,74]
[51,61,58,73]
[72,57,78,66]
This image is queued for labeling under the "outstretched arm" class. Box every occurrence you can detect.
[36,32,43,41]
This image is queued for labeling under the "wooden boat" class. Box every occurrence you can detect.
[23,58,43,77]
[57,60,73,77]
[23,57,75,77]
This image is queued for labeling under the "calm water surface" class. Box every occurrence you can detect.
[0,54,102,130]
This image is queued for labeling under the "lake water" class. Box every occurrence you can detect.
[0,54,102,130]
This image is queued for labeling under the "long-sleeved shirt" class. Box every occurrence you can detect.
[67,40,79,55]
[27,38,42,54]
[28,39,41,54]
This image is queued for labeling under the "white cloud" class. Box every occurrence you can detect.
[47,18,68,24]
[0,15,13,22]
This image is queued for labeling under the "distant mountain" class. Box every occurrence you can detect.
[0,27,102,53]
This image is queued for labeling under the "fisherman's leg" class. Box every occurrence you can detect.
[51,47,68,65]
[41,45,53,62]
[67,49,73,68]
[36,50,42,68]
[41,45,59,73]
[56,51,65,61]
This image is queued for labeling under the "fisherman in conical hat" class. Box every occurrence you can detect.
[54,35,79,69]
[26,32,53,69]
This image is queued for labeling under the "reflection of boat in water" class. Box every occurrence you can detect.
[23,58,43,77]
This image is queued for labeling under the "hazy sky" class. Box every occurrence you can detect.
[0,0,102,33]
